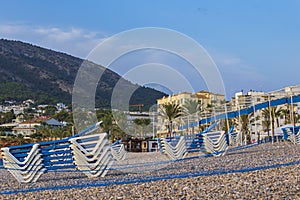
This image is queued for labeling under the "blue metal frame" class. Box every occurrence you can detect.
[1,123,102,174]
[179,94,300,130]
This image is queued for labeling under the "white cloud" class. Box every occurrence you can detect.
[0,23,106,58]
[35,27,83,41]
[210,51,268,97]
[0,24,25,34]
[215,54,265,80]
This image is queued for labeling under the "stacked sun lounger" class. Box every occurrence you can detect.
[282,126,300,144]
[159,121,234,158]
[201,131,229,156]
[0,122,120,183]
[159,136,188,160]
[69,133,113,178]
[111,140,127,161]
[1,143,46,183]
[228,132,242,146]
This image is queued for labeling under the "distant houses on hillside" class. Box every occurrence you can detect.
[0,117,64,136]
[1,85,300,145]
[0,99,69,137]
[11,118,64,136]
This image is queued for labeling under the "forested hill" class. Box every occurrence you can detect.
[0,39,165,108]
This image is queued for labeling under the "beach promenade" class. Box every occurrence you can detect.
[1,142,300,199]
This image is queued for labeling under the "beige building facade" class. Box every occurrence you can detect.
[156,91,225,137]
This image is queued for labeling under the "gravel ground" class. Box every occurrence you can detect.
[1,142,300,199]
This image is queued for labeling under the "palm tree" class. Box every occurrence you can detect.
[262,106,284,141]
[262,107,276,141]
[133,118,151,138]
[65,125,74,138]
[98,110,113,134]
[112,111,128,139]
[222,118,236,133]
[274,106,284,128]
[38,125,50,141]
[238,111,260,144]
[262,120,271,137]
[159,103,181,137]
[52,126,66,140]
[182,100,199,115]
[281,108,290,125]
[183,100,200,134]
[240,114,253,144]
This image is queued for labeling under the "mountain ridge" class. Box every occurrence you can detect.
[0,39,165,109]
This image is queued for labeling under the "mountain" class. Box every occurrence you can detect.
[0,39,166,109]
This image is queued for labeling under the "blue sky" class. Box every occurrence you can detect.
[0,0,300,99]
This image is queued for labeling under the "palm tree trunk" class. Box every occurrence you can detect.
[271,119,275,143]
[169,121,173,137]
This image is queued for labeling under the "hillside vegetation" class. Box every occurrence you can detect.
[0,39,165,109]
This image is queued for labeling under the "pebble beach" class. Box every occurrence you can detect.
[1,142,300,199]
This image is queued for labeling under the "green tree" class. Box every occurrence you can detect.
[274,106,284,127]
[30,132,43,142]
[281,108,290,124]
[38,125,50,141]
[262,106,281,141]
[182,100,199,115]
[23,113,34,121]
[262,107,273,140]
[42,105,57,116]
[294,114,300,125]
[0,112,16,124]
[183,99,200,134]
[96,109,127,141]
[133,118,151,138]
[52,126,67,140]
[97,109,113,134]
[239,112,258,144]
[53,110,73,123]
[262,120,271,137]
[240,114,251,144]
[111,111,128,141]
[222,118,236,133]
[159,103,181,137]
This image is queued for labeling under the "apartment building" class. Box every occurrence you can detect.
[156,91,225,137]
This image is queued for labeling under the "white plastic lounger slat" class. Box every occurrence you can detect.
[201,131,228,156]
[111,144,127,161]
[1,143,46,183]
[160,136,188,160]
[69,132,114,178]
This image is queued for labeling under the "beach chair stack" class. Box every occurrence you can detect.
[111,140,127,161]
[160,136,188,160]
[201,131,228,156]
[0,122,118,183]
[184,134,203,153]
[69,133,113,178]
[1,143,46,183]
[282,126,300,144]
[158,121,233,158]
[228,132,242,146]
